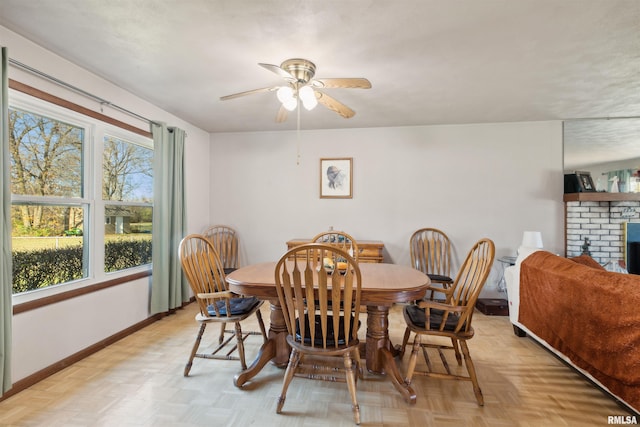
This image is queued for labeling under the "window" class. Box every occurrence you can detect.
[9,92,153,297]
[102,135,153,272]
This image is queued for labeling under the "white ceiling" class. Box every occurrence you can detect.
[0,0,639,167]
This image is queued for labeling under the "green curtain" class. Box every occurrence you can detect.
[150,123,188,314]
[1,47,13,394]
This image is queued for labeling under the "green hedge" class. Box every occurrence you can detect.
[12,240,152,293]
[104,240,153,272]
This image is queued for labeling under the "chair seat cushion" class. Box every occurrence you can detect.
[405,304,462,331]
[295,314,359,346]
[427,274,453,283]
[207,296,260,316]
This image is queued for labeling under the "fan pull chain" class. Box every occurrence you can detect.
[296,94,301,165]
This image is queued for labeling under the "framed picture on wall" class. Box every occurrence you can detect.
[320,157,352,198]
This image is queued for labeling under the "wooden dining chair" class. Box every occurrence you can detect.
[312,230,359,261]
[400,238,495,406]
[410,228,454,300]
[202,225,239,275]
[178,234,267,376]
[274,243,363,425]
[312,230,364,313]
[202,225,240,344]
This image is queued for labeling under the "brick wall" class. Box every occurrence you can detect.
[566,200,640,265]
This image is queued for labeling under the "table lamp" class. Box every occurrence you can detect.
[521,231,543,249]
[518,231,543,256]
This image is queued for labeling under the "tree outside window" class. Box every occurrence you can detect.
[9,103,153,294]
[10,108,87,293]
[102,135,153,273]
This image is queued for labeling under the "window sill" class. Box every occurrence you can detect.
[12,269,152,315]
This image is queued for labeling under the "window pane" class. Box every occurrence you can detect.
[9,108,83,197]
[103,136,153,202]
[104,205,152,272]
[11,204,86,294]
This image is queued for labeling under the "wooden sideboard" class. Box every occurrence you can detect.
[286,238,385,263]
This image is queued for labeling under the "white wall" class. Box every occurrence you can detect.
[2,25,211,382]
[11,277,150,380]
[210,121,565,297]
[1,21,565,384]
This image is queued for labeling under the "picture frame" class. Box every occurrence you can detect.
[320,157,352,199]
[564,171,596,193]
[576,171,596,192]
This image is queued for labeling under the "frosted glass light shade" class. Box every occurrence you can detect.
[521,231,543,248]
[282,99,297,111]
[277,86,294,103]
[299,86,317,110]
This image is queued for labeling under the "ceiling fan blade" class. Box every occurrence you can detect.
[313,78,371,89]
[220,86,278,101]
[275,105,288,123]
[258,63,295,80]
[316,91,355,119]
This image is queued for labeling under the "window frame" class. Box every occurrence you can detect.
[9,90,153,306]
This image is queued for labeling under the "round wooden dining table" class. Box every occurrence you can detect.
[226,261,430,404]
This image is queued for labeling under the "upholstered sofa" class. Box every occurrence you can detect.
[505,249,640,414]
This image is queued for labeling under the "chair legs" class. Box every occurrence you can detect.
[403,333,420,385]
[276,349,301,414]
[399,327,411,358]
[350,345,364,381]
[276,349,361,425]
[185,312,267,376]
[184,323,207,377]
[234,322,247,370]
[402,332,484,406]
[452,338,462,365]
[218,322,226,344]
[460,340,484,406]
[344,352,361,425]
[255,309,268,342]
[232,310,269,370]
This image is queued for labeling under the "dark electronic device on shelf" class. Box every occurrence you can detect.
[564,171,596,193]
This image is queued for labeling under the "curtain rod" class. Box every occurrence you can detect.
[9,58,159,126]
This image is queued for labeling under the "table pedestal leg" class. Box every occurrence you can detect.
[365,305,389,373]
[234,299,289,387]
[268,299,291,366]
[366,305,417,404]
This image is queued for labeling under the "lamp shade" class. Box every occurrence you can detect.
[521,231,543,248]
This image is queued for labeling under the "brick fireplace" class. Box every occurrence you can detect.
[565,196,640,268]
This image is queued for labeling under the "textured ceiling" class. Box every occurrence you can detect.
[0,0,639,168]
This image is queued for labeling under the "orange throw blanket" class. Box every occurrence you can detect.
[519,251,640,412]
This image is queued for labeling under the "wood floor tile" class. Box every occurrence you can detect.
[0,303,635,426]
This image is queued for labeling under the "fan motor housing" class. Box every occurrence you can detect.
[281,58,316,84]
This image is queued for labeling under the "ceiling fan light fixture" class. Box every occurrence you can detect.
[282,98,297,111]
[302,97,317,111]
[220,58,371,121]
[299,85,318,110]
[277,86,298,111]
[276,86,294,103]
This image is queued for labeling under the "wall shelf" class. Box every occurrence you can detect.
[563,192,640,202]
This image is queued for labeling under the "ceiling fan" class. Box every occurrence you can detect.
[220,58,371,122]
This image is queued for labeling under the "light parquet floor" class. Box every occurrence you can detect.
[0,303,634,426]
